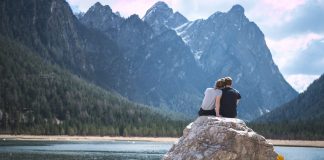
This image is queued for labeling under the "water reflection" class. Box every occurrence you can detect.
[0,140,171,160]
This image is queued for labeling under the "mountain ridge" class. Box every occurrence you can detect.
[255,74,324,122]
[250,74,324,140]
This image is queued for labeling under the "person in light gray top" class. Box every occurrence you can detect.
[198,78,225,116]
[201,88,222,110]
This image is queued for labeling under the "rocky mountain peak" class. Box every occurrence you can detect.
[90,2,113,13]
[124,14,143,25]
[207,4,246,22]
[229,4,245,15]
[115,11,121,17]
[151,1,171,11]
[143,1,173,21]
[143,1,188,34]
[127,14,141,21]
[94,2,102,7]
[80,2,124,39]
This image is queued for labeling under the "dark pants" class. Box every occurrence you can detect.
[198,108,216,116]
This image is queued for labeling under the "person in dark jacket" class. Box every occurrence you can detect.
[217,77,241,118]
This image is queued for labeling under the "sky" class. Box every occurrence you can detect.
[67,0,324,92]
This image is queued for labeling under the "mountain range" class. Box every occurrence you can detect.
[0,0,297,124]
[78,1,297,120]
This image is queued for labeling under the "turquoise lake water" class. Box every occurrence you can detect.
[0,140,324,160]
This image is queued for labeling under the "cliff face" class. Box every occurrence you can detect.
[163,116,278,160]
[0,0,127,91]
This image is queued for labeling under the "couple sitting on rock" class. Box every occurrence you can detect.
[198,77,241,118]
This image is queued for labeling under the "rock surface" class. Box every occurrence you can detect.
[163,116,278,160]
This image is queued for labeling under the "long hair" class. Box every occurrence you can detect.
[214,78,225,89]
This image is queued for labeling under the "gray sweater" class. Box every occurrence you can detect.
[200,88,222,110]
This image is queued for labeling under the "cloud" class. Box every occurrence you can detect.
[283,0,324,35]
[256,0,324,39]
[268,36,324,92]
[244,0,305,35]
[258,0,324,91]
[284,74,320,92]
[284,39,324,75]
[266,33,323,74]
[262,0,305,11]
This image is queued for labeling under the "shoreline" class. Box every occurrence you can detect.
[268,139,324,148]
[0,135,178,142]
[1,135,324,147]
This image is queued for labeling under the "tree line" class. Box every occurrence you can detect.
[0,36,189,137]
[248,118,324,140]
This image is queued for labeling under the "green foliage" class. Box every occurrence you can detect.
[248,118,324,140]
[0,36,188,137]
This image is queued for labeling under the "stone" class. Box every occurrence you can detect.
[163,116,278,160]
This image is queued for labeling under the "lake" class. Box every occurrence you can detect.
[0,140,324,160]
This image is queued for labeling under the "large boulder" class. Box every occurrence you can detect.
[163,116,278,160]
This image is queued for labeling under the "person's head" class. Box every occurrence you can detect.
[224,77,232,86]
[214,78,225,89]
